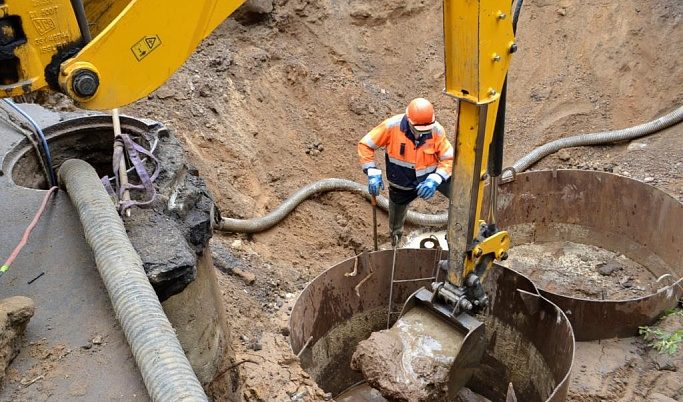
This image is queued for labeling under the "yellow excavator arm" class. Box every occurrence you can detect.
[415,0,515,315]
[0,0,247,110]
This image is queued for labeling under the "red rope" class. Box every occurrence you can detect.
[1,186,58,276]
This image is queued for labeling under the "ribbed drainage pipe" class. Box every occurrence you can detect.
[219,107,683,234]
[503,105,683,180]
[217,178,448,233]
[58,159,208,402]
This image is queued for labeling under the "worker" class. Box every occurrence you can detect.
[358,98,455,247]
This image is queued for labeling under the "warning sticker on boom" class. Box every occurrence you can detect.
[131,35,162,61]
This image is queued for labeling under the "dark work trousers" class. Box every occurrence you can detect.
[388,178,452,245]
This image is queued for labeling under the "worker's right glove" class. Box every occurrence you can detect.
[367,168,385,196]
[416,174,441,199]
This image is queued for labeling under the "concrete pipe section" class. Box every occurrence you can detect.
[290,249,575,401]
[0,106,234,401]
[495,170,683,341]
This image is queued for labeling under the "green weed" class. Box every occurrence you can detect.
[638,308,683,355]
[660,308,683,319]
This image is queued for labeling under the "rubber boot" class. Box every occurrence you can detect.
[389,200,408,248]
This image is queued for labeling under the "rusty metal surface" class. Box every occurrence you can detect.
[0,107,149,401]
[495,170,683,341]
[290,249,575,402]
[290,249,442,395]
[473,264,574,402]
[290,249,442,354]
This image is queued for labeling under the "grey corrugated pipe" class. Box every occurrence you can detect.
[58,159,208,402]
[503,105,683,180]
[217,178,448,233]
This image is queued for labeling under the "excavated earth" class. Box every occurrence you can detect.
[23,0,683,401]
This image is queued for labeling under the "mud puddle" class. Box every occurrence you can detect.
[499,241,657,300]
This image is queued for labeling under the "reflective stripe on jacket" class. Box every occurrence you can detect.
[358,114,454,190]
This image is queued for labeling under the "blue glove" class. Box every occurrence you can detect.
[416,177,439,199]
[367,168,385,196]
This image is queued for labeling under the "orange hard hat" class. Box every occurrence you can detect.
[406,98,435,131]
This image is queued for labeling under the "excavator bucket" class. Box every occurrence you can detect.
[401,288,487,396]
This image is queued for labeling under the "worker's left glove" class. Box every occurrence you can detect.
[367,168,385,196]
[416,174,442,199]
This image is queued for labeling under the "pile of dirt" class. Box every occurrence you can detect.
[118,0,683,285]
[0,297,35,382]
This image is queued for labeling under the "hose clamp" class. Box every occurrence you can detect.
[500,166,517,184]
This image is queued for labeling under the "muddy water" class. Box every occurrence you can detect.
[500,240,658,300]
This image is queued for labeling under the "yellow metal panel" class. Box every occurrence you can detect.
[446,100,501,285]
[443,0,515,283]
[83,0,133,38]
[0,0,81,96]
[61,0,247,109]
[443,0,514,104]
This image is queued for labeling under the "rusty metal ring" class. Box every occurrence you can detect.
[419,236,439,249]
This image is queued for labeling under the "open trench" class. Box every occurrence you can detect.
[1,114,682,401]
[0,79,683,401]
[0,0,681,400]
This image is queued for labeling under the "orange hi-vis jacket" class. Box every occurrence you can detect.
[358,114,454,190]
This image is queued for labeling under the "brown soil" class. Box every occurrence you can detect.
[0,297,35,383]
[501,241,658,300]
[37,0,683,400]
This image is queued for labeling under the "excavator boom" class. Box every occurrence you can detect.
[440,0,514,312]
[0,0,247,109]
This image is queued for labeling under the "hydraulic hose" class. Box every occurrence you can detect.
[512,0,524,34]
[503,105,683,180]
[58,159,208,402]
[69,0,92,42]
[217,178,448,233]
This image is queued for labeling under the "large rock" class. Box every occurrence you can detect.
[125,128,217,302]
[234,0,274,24]
[244,0,274,14]
[0,296,36,382]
